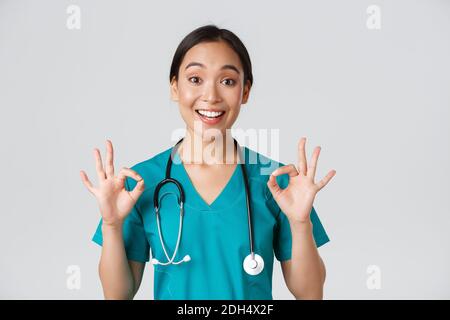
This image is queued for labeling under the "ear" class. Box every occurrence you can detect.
[241,80,251,104]
[170,76,179,102]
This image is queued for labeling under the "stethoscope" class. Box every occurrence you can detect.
[150,137,264,276]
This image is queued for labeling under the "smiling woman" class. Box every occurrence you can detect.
[83,24,333,300]
[169,33,252,157]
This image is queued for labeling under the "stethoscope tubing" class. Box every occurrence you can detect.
[152,137,263,275]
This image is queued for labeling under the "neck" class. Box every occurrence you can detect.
[178,129,237,166]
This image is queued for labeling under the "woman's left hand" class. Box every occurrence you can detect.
[267,137,336,224]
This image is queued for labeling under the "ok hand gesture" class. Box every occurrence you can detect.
[267,137,336,224]
[80,140,146,227]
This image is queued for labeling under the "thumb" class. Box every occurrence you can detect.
[267,173,282,198]
[129,178,146,202]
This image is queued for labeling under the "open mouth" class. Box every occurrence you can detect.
[195,109,226,125]
[195,109,225,119]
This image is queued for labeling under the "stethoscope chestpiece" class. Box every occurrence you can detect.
[243,253,264,275]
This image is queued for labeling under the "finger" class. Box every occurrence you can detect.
[267,173,282,197]
[271,164,299,177]
[117,168,146,202]
[105,140,114,179]
[307,146,321,180]
[94,148,106,181]
[298,137,307,175]
[316,170,336,191]
[80,170,97,195]
[117,167,143,184]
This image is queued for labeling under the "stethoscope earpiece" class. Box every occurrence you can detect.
[152,254,191,265]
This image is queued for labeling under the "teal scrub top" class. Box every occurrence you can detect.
[92,144,330,300]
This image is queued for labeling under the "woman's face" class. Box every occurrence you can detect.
[170,40,251,141]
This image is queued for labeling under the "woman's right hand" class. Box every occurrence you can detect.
[80,140,146,227]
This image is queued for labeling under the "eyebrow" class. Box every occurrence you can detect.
[184,62,241,75]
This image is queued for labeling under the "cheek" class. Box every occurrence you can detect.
[225,86,244,108]
[176,86,197,121]
[177,82,200,104]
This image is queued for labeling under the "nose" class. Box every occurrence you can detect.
[201,81,221,104]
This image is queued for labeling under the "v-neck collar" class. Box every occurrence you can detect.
[170,149,245,212]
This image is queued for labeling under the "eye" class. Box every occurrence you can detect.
[222,78,236,86]
[188,76,201,85]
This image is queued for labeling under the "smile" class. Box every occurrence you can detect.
[195,109,225,118]
[195,109,226,125]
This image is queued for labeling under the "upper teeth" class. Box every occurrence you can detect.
[197,110,224,118]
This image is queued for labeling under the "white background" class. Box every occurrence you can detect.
[0,0,449,299]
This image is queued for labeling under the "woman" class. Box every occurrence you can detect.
[80,25,336,300]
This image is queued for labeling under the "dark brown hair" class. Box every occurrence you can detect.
[169,24,253,87]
